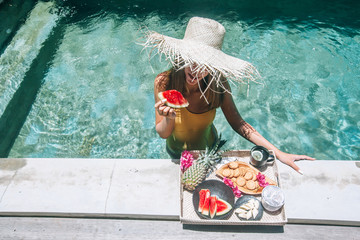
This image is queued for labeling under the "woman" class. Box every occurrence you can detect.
[145,17,314,174]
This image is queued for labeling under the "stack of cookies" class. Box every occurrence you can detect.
[216,161,276,195]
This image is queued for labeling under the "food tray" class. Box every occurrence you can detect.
[179,150,287,226]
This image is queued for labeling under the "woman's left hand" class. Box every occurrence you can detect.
[276,152,316,175]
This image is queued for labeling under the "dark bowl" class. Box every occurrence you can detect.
[192,179,235,220]
[234,195,264,221]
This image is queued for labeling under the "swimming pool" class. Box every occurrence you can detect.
[0,0,359,160]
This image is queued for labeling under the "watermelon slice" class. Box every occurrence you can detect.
[201,190,211,216]
[209,195,218,219]
[198,189,210,212]
[158,90,189,108]
[216,198,232,216]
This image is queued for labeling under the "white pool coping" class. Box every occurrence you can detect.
[0,157,359,226]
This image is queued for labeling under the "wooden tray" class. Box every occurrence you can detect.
[216,161,276,195]
[180,150,287,226]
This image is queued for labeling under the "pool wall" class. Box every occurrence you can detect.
[0,1,64,157]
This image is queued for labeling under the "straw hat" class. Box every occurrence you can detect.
[142,17,261,97]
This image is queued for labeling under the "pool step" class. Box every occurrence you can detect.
[0,2,65,157]
[0,0,37,54]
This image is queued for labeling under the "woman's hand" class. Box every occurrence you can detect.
[154,99,176,138]
[155,99,176,119]
[276,151,316,175]
[153,72,176,139]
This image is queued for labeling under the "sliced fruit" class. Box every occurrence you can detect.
[198,189,210,212]
[251,150,263,161]
[201,190,211,216]
[158,90,189,108]
[216,198,232,216]
[209,195,218,219]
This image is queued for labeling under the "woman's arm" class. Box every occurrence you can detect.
[221,90,315,174]
[154,73,176,139]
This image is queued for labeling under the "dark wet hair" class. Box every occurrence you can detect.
[166,67,229,109]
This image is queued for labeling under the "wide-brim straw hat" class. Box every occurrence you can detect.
[142,17,261,97]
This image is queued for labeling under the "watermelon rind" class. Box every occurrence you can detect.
[209,195,218,219]
[216,198,232,216]
[158,90,189,109]
[201,191,211,216]
[198,189,210,212]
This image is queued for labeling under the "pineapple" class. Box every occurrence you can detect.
[181,136,226,191]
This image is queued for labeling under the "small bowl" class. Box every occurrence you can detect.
[234,195,263,221]
[261,185,285,212]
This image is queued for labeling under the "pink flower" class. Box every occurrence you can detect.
[180,151,194,172]
[232,187,242,198]
[223,177,242,198]
[223,177,233,186]
[256,172,269,188]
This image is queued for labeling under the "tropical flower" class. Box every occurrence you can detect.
[256,172,269,188]
[180,150,194,172]
[223,177,242,198]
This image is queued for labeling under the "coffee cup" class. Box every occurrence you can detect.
[249,146,275,168]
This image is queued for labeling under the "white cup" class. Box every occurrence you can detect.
[261,185,285,212]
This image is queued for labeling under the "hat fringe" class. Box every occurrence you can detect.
[141,30,263,100]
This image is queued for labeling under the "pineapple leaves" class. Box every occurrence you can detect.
[181,134,227,192]
[213,134,227,153]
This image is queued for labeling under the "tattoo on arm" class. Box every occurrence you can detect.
[238,120,256,140]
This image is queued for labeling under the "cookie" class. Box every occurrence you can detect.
[233,168,241,177]
[254,180,260,190]
[252,171,257,181]
[229,161,239,169]
[244,171,253,180]
[246,180,256,190]
[222,168,231,177]
[228,169,234,178]
[236,177,246,187]
[239,167,247,177]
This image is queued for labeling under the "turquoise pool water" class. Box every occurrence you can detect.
[1,0,359,160]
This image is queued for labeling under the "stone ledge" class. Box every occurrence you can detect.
[0,158,359,226]
[277,160,360,226]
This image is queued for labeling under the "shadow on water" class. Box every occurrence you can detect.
[0,0,37,55]
[56,0,360,29]
[0,20,66,157]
